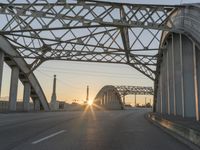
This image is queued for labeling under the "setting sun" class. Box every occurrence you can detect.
[87,100,93,106]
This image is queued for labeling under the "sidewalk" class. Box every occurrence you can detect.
[148,112,200,150]
[154,113,200,132]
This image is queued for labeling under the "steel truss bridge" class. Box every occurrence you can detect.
[0,0,200,121]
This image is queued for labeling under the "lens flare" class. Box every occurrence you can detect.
[87,100,93,106]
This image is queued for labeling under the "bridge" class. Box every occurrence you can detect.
[0,0,199,119]
[93,85,153,109]
[0,1,200,149]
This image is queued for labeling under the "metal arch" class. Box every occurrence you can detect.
[115,85,154,96]
[0,0,183,80]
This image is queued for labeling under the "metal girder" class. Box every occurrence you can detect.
[0,0,182,80]
[115,85,154,96]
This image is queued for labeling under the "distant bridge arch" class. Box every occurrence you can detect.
[94,85,154,109]
[94,85,123,110]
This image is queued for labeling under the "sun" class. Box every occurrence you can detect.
[87,100,93,106]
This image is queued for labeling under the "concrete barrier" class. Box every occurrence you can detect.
[148,113,200,149]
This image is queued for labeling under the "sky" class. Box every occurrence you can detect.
[1,0,200,105]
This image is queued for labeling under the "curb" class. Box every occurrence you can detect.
[147,113,200,150]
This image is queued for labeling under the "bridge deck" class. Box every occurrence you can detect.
[0,109,190,150]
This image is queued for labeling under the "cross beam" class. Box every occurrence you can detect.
[115,85,154,96]
[0,0,182,80]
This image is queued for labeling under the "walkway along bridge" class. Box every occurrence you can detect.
[0,1,200,120]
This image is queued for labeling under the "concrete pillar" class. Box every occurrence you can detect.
[106,91,109,105]
[111,92,114,104]
[196,45,200,120]
[122,95,125,104]
[161,49,167,114]
[166,49,170,114]
[156,76,161,113]
[193,43,199,121]
[134,94,137,107]
[9,66,19,111]
[23,82,31,111]
[159,72,162,113]
[51,75,57,110]
[182,35,196,117]
[101,95,104,105]
[110,92,114,104]
[103,93,106,105]
[171,34,176,115]
[167,37,174,115]
[34,98,40,111]
[109,92,111,105]
[0,51,4,97]
[173,34,184,116]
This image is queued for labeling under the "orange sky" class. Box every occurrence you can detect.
[1,61,153,105]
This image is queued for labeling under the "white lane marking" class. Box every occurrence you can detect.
[32,130,66,144]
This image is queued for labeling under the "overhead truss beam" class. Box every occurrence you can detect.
[0,0,182,80]
[115,85,154,96]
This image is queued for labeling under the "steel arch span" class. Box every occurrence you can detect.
[0,0,183,80]
[93,85,124,110]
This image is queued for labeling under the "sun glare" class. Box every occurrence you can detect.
[87,100,93,106]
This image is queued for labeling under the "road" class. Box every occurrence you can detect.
[0,108,191,150]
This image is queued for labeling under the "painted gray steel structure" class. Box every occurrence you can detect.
[115,86,153,96]
[0,0,181,81]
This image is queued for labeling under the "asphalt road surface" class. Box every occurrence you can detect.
[0,108,191,150]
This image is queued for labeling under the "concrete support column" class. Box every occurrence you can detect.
[122,95,125,104]
[23,82,31,111]
[106,91,109,105]
[196,45,200,120]
[109,91,111,104]
[171,34,176,115]
[161,50,167,114]
[156,76,161,113]
[102,95,104,105]
[193,43,199,121]
[173,34,184,116]
[103,93,106,105]
[166,49,170,114]
[9,66,19,111]
[167,37,175,115]
[0,51,4,97]
[110,92,113,105]
[111,92,114,104]
[34,98,40,111]
[134,94,137,107]
[159,72,162,113]
[182,35,196,117]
